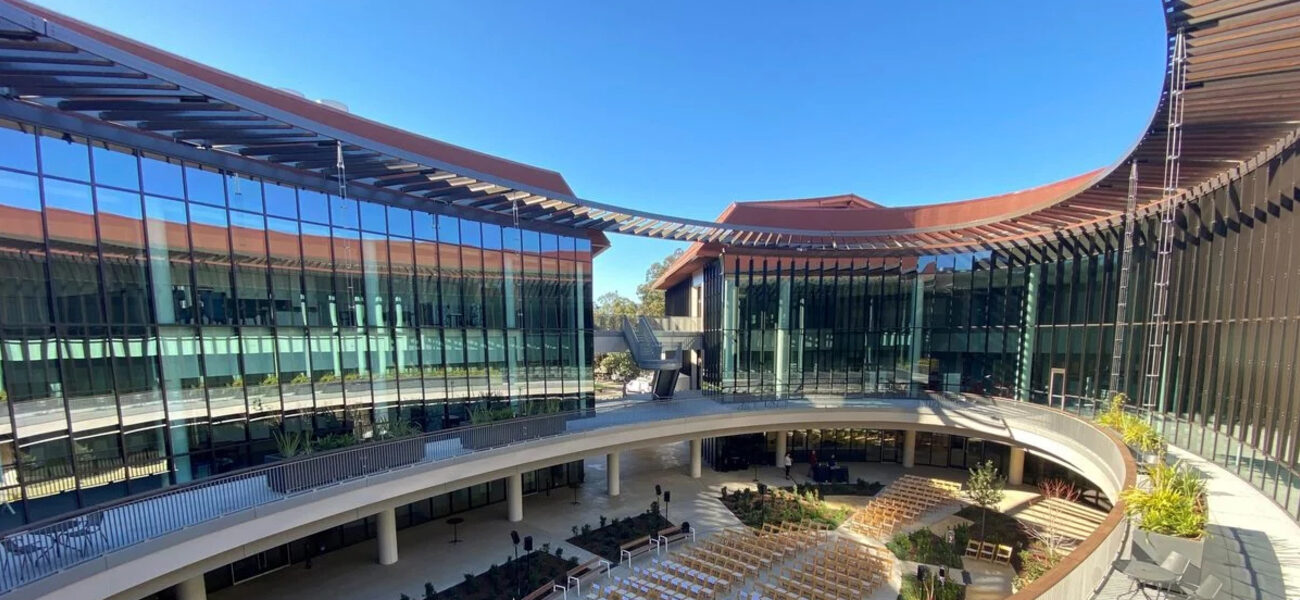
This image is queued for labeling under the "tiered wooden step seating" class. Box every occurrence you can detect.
[844,475,962,539]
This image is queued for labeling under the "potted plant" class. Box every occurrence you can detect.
[1121,460,1207,571]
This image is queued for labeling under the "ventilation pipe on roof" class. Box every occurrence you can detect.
[277,88,306,98]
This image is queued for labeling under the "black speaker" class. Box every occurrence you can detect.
[681,521,690,533]
[663,491,671,503]
[655,484,662,496]
[511,530,520,545]
[524,536,533,552]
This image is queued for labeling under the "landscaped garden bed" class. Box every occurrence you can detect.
[780,478,883,498]
[955,505,1032,572]
[566,511,673,562]
[401,548,577,600]
[886,524,970,569]
[899,573,965,600]
[720,484,850,529]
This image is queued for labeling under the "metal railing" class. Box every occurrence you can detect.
[643,316,702,332]
[0,392,1133,598]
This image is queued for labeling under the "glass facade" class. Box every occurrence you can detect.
[701,137,1300,520]
[0,122,594,527]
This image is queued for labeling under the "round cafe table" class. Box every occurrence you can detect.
[1114,559,1178,599]
[445,517,464,544]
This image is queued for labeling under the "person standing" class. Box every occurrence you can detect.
[784,452,793,479]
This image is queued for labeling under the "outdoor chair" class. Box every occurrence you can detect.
[0,536,51,569]
[1159,549,1190,590]
[1182,573,1222,599]
[964,540,981,559]
[59,512,108,552]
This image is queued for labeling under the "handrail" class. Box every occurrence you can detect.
[0,393,1133,598]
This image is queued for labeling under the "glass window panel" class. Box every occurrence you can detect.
[331,196,359,229]
[44,179,102,324]
[225,174,263,214]
[438,215,459,244]
[360,201,386,233]
[264,183,297,219]
[96,187,151,325]
[387,206,412,238]
[267,217,304,326]
[141,155,184,198]
[298,188,328,224]
[0,125,36,173]
[300,223,334,327]
[461,220,481,248]
[184,166,225,206]
[413,211,436,241]
[91,145,139,190]
[39,134,90,181]
[0,172,47,325]
[230,210,270,325]
[143,196,194,325]
[188,203,233,325]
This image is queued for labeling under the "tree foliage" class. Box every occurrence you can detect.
[598,352,640,388]
[594,291,638,329]
[966,459,1006,541]
[635,248,685,317]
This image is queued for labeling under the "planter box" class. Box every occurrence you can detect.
[266,438,426,494]
[1132,529,1205,583]
[459,414,567,450]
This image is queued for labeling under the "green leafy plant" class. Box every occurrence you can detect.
[228,376,244,388]
[316,372,338,384]
[312,432,357,452]
[259,373,279,387]
[376,419,422,440]
[1120,460,1207,538]
[271,428,312,458]
[966,459,1006,542]
[343,372,364,383]
[289,373,311,385]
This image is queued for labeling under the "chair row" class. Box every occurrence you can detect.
[964,540,1013,565]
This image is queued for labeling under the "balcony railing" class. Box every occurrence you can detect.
[0,393,1132,599]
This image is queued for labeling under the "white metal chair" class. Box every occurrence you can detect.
[1184,573,1222,599]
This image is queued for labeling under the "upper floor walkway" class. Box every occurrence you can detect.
[0,391,1131,600]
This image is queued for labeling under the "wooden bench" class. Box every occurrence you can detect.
[650,524,696,553]
[563,556,611,596]
[620,534,655,566]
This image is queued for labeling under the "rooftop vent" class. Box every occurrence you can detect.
[315,98,349,113]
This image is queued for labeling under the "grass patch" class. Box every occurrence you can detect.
[566,512,673,563]
[886,524,969,569]
[720,484,851,529]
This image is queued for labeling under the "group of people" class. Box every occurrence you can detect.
[782,450,836,479]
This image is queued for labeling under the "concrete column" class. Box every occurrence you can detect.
[175,574,206,600]
[376,507,398,565]
[689,438,702,478]
[774,431,787,466]
[1008,447,1026,486]
[507,472,524,522]
[902,430,917,468]
[607,451,621,496]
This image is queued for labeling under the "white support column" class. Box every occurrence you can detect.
[774,431,787,466]
[607,451,621,496]
[175,574,206,600]
[902,430,917,468]
[689,439,702,478]
[376,507,398,565]
[1008,447,1026,486]
[507,472,524,522]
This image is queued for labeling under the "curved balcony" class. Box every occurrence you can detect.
[0,393,1133,600]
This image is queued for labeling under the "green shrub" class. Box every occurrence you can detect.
[899,573,965,600]
[1121,461,1207,538]
[886,529,965,569]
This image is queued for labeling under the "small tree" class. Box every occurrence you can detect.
[966,459,1006,542]
[599,351,640,397]
[1027,478,1080,562]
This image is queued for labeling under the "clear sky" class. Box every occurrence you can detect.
[34,0,1167,299]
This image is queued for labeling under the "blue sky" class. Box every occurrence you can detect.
[35,0,1166,299]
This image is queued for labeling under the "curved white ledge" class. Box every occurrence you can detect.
[10,397,1133,600]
